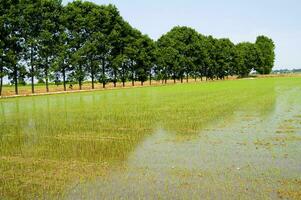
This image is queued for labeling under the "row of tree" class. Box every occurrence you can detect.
[0,0,275,95]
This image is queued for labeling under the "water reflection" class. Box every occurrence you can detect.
[67,85,301,200]
[0,80,277,162]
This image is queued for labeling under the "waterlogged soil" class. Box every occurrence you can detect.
[67,83,301,199]
[1,78,301,199]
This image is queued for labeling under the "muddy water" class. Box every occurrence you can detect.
[67,87,301,199]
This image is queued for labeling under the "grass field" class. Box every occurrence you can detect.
[0,77,301,199]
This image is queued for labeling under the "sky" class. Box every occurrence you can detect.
[63,0,301,70]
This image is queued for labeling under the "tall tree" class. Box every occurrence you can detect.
[22,0,42,94]
[38,0,62,92]
[157,26,201,83]
[110,20,134,87]
[204,36,218,80]
[95,33,111,89]
[0,0,8,96]
[135,35,155,86]
[122,33,156,87]
[0,1,277,95]
[255,35,275,74]
[54,28,73,91]
[156,43,180,83]
[191,34,208,81]
[214,38,236,79]
[64,1,95,90]
[5,1,24,95]
[236,42,261,77]
[70,2,113,89]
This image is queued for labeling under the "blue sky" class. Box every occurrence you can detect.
[63,0,301,69]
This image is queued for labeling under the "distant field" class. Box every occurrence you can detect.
[1,79,207,97]
[1,80,161,97]
[1,74,301,98]
[0,77,301,199]
[1,77,239,97]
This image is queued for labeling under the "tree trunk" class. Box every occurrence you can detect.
[122,65,125,87]
[91,72,95,89]
[113,70,117,87]
[45,57,49,93]
[180,77,183,83]
[0,76,2,96]
[165,78,167,84]
[0,64,3,96]
[14,65,18,95]
[131,66,134,86]
[45,68,49,93]
[30,45,34,94]
[141,81,143,86]
[149,71,152,85]
[79,64,82,90]
[63,68,66,91]
[79,79,82,90]
[91,60,95,90]
[186,72,189,83]
[102,58,105,88]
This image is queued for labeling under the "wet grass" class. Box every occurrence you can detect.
[0,77,301,199]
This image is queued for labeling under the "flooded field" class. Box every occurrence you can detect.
[1,77,301,199]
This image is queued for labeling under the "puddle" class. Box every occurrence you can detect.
[67,86,301,199]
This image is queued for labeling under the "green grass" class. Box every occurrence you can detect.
[1,77,301,199]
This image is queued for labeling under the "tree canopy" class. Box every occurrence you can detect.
[0,0,276,95]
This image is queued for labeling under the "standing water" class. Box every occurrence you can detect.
[0,78,301,199]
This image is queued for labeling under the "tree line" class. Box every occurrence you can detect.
[0,0,275,95]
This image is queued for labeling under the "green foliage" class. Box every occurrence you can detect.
[157,26,202,82]
[0,1,275,95]
[236,42,261,77]
[214,38,237,79]
[255,36,275,74]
